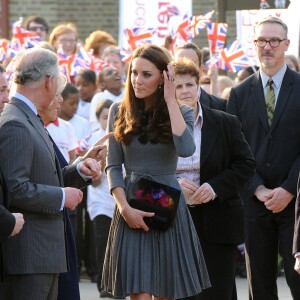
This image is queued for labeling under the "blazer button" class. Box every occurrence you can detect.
[266,163,271,167]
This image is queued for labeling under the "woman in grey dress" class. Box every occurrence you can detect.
[102,44,210,299]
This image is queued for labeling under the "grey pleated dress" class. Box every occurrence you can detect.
[102,102,211,298]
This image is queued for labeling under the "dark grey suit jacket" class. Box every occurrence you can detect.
[227,68,300,218]
[0,98,86,274]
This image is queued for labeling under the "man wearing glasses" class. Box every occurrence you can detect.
[23,16,49,41]
[227,16,300,300]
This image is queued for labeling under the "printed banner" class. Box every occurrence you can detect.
[119,0,192,49]
[236,9,299,66]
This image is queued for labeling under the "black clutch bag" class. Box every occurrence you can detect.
[129,177,181,231]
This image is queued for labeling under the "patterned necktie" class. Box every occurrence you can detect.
[265,78,275,126]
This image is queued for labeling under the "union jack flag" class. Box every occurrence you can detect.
[76,133,92,154]
[206,22,228,54]
[57,47,76,80]
[0,40,10,62]
[168,13,192,55]
[76,44,92,65]
[71,55,90,76]
[11,18,41,51]
[189,10,214,39]
[74,45,111,73]
[124,27,156,51]
[92,57,111,73]
[204,52,220,68]
[218,40,252,73]
[171,13,191,42]
[120,48,132,63]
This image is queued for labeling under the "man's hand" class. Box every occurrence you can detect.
[254,185,274,202]
[10,213,25,237]
[264,187,294,213]
[82,132,114,162]
[79,158,102,182]
[64,187,83,210]
[294,256,300,274]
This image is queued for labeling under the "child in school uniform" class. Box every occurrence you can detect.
[86,99,117,298]
[75,69,98,121]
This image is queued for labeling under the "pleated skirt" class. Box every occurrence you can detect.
[101,193,211,298]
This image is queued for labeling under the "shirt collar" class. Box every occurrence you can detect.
[11,92,38,115]
[260,64,287,89]
[45,119,59,127]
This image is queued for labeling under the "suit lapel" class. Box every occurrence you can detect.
[251,73,270,132]
[199,88,210,107]
[271,68,293,131]
[200,105,219,167]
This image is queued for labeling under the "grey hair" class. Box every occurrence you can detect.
[13,47,59,85]
[254,16,288,38]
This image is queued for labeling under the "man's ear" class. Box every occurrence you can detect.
[44,75,52,92]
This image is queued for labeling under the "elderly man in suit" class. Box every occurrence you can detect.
[227,17,300,299]
[0,48,101,299]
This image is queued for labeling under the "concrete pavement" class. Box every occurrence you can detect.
[79,276,293,300]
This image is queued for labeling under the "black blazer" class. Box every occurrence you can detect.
[0,168,15,242]
[189,105,256,245]
[199,88,227,111]
[227,68,300,216]
[0,170,15,282]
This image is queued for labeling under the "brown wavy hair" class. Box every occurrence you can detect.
[114,44,172,145]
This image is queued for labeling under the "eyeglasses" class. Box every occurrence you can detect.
[57,38,77,45]
[29,26,47,32]
[254,39,287,48]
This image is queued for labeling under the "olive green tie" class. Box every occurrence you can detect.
[266,78,275,126]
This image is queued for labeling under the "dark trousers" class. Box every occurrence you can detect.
[76,188,97,277]
[245,211,300,300]
[93,214,112,292]
[199,239,237,300]
[57,212,80,300]
[2,273,59,300]
[179,238,237,300]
